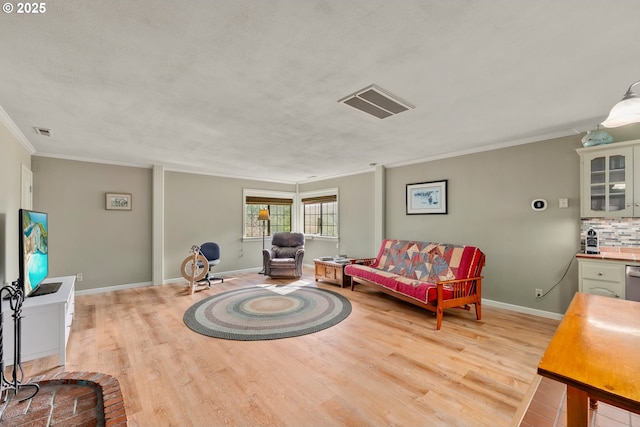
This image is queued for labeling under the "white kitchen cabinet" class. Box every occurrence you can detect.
[577,143,635,217]
[1,275,75,366]
[578,259,625,299]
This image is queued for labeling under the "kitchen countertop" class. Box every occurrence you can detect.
[576,246,640,262]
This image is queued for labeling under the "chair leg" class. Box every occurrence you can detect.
[197,270,224,286]
[435,307,444,330]
[206,276,223,284]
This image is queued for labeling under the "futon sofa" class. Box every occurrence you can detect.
[344,239,485,330]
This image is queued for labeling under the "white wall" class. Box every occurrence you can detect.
[299,172,376,261]
[31,157,153,291]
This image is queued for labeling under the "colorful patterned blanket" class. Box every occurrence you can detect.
[345,239,484,303]
[375,240,481,282]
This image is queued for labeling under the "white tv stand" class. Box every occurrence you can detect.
[1,275,75,366]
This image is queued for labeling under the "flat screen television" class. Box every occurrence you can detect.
[19,209,61,298]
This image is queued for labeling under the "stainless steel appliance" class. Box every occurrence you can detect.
[625,266,640,302]
[585,228,599,254]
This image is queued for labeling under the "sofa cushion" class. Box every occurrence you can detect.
[270,258,296,267]
[271,232,304,247]
[344,265,401,290]
[426,245,456,281]
[344,264,458,302]
[274,246,298,258]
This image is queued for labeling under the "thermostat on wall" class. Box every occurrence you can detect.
[531,199,547,211]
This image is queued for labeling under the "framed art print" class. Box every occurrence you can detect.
[105,192,132,210]
[406,180,447,215]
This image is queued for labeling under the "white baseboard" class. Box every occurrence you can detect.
[72,273,563,321]
[482,298,564,321]
[74,267,263,295]
[74,280,153,296]
[163,267,261,284]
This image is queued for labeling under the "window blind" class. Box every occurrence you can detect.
[246,196,293,205]
[301,195,337,204]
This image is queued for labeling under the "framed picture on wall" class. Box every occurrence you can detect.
[406,180,447,215]
[105,192,132,211]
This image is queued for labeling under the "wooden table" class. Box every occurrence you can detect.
[314,258,353,288]
[537,292,640,426]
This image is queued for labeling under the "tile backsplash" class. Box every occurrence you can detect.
[581,218,640,247]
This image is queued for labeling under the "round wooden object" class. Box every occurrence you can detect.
[180,254,208,282]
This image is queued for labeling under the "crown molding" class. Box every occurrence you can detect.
[385,126,587,170]
[33,151,153,169]
[0,104,35,154]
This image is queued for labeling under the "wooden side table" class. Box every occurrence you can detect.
[314,258,374,288]
[314,259,352,288]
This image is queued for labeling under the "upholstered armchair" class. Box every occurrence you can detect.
[262,232,305,278]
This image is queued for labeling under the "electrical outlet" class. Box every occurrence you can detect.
[76,273,83,282]
[535,288,543,298]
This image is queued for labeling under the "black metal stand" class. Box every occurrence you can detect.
[0,279,39,402]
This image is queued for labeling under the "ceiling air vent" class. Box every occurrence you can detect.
[34,127,51,137]
[338,85,414,119]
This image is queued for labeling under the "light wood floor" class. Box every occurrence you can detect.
[18,268,560,427]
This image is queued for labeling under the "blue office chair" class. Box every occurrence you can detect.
[198,242,224,285]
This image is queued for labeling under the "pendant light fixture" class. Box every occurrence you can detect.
[601,80,640,128]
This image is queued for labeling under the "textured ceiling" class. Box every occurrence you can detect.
[1,1,640,183]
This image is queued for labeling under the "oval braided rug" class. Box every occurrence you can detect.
[183,286,352,341]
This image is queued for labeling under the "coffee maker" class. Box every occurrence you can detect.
[585,228,600,254]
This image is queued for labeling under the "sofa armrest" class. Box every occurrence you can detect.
[262,248,274,260]
[435,275,483,285]
[294,248,305,276]
[434,275,483,299]
[262,249,272,275]
[350,257,376,267]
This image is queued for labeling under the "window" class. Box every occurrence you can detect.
[302,193,338,237]
[244,192,293,238]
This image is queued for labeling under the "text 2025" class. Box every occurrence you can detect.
[17,2,46,13]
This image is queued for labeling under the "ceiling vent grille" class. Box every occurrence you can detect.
[34,127,51,137]
[338,85,414,119]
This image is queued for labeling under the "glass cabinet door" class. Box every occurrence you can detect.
[589,156,605,212]
[583,148,633,217]
[608,155,627,211]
